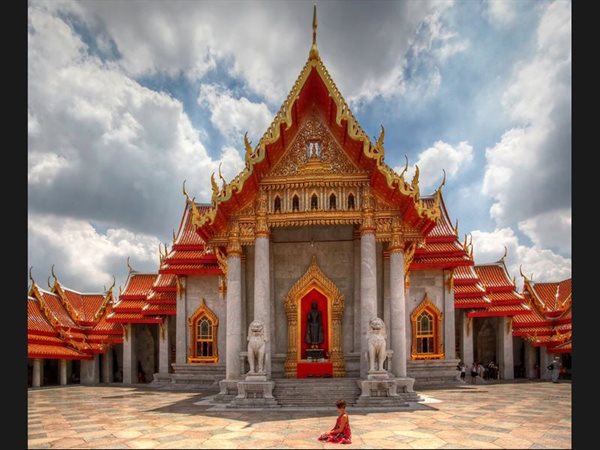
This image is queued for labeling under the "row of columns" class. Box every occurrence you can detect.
[31,350,115,388]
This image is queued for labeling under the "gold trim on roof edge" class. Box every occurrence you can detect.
[190,54,442,231]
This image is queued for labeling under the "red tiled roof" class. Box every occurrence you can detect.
[113,299,147,312]
[421,196,455,239]
[120,273,157,299]
[39,290,78,328]
[173,203,209,248]
[160,263,222,275]
[468,303,531,317]
[106,311,163,323]
[487,291,524,304]
[454,295,491,309]
[474,264,515,291]
[152,273,177,291]
[454,283,486,297]
[61,288,106,325]
[142,303,176,316]
[28,343,92,360]
[147,291,176,304]
[28,298,56,334]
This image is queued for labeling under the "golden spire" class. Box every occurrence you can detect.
[309,4,319,60]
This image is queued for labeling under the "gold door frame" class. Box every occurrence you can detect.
[283,256,345,377]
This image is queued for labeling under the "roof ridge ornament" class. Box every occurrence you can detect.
[309,4,319,60]
[127,256,135,274]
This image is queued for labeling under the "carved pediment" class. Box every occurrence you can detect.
[267,115,362,178]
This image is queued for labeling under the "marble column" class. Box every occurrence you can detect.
[102,348,113,383]
[353,231,361,353]
[81,354,100,385]
[389,249,407,377]
[175,277,187,364]
[460,311,474,369]
[225,226,243,380]
[123,324,136,384]
[524,340,537,379]
[498,316,514,380]
[59,359,68,386]
[159,317,171,374]
[540,347,552,380]
[443,270,456,359]
[360,231,377,378]
[254,235,271,377]
[32,359,42,388]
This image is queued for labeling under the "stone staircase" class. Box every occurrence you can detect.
[273,378,361,407]
[150,364,224,391]
[407,359,462,389]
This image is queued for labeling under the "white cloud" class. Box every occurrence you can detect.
[482,0,571,254]
[28,213,160,292]
[198,84,272,146]
[518,208,571,256]
[484,0,516,27]
[471,227,571,288]
[28,152,70,185]
[28,111,40,136]
[398,140,473,192]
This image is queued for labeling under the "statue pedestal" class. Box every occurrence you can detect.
[212,379,240,404]
[229,380,279,408]
[306,348,325,360]
[245,372,267,382]
[367,370,389,380]
[355,376,418,407]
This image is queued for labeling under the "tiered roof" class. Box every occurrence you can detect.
[27,272,124,360]
[453,265,491,309]
[410,195,471,271]
[513,274,572,353]
[107,272,162,324]
[467,260,530,318]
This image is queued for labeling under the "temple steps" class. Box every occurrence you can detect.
[272,378,361,407]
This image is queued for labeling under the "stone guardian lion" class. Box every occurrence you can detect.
[367,317,387,372]
[247,320,267,374]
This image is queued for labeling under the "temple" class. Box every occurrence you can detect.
[27,7,571,403]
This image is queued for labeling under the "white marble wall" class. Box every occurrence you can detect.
[123,324,136,384]
[406,270,445,358]
[460,311,474,369]
[159,317,171,374]
[176,277,187,364]
[443,269,456,359]
[102,349,113,383]
[185,276,224,366]
[497,316,514,379]
[524,340,537,378]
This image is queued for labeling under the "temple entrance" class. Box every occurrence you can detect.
[283,256,345,378]
[298,288,332,377]
[475,318,496,364]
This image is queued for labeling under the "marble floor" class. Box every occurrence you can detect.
[28,381,571,449]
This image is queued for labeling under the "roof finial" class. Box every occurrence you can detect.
[51,264,57,283]
[127,256,135,274]
[309,4,319,60]
[500,245,508,262]
[29,266,34,284]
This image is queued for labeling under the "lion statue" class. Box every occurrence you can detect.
[367,317,387,372]
[247,320,267,374]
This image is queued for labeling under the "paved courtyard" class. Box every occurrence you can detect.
[28,381,571,449]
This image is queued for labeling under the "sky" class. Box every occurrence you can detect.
[28,0,571,293]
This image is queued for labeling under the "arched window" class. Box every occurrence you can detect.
[347,193,355,210]
[274,196,281,213]
[329,193,337,210]
[292,194,300,211]
[311,193,318,210]
[188,299,219,363]
[410,293,444,360]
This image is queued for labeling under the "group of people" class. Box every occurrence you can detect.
[457,360,499,383]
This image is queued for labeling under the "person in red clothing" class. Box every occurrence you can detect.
[318,399,352,444]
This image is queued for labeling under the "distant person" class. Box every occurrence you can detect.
[549,356,562,383]
[318,399,352,444]
[470,362,478,384]
[458,361,466,382]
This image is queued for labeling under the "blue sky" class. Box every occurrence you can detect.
[28,0,571,292]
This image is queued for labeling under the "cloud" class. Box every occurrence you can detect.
[484,0,516,27]
[518,207,571,256]
[482,0,571,251]
[28,213,160,292]
[198,84,272,146]
[28,1,244,238]
[48,0,466,109]
[398,140,473,192]
[471,227,571,288]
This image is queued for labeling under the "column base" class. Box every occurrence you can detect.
[229,380,279,408]
[212,379,240,404]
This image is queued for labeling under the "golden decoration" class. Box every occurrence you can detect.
[283,256,345,378]
[404,242,416,288]
[309,4,319,60]
[466,315,472,337]
[226,221,242,256]
[389,216,404,253]
[244,132,254,165]
[190,38,440,232]
[445,269,454,293]
[255,190,270,237]
[410,292,445,360]
[159,321,166,341]
[188,298,219,364]
[506,317,513,334]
